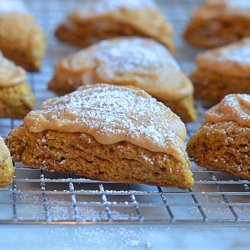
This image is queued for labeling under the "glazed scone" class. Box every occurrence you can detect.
[187,94,250,179]
[0,0,47,71]
[55,0,174,52]
[0,136,14,187]
[6,84,194,189]
[190,38,250,104]
[0,52,35,119]
[184,0,250,49]
[49,38,196,122]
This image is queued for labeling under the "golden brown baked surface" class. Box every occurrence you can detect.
[6,84,194,189]
[187,94,250,179]
[184,0,250,49]
[0,136,14,187]
[0,0,47,71]
[55,0,174,52]
[49,38,196,122]
[0,53,35,119]
[190,39,250,103]
[6,127,193,189]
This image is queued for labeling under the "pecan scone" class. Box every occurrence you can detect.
[190,38,250,104]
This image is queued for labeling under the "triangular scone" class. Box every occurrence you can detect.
[55,0,174,52]
[49,37,195,122]
[6,84,194,189]
[190,38,250,104]
[0,136,14,187]
[184,0,250,49]
[0,52,35,119]
[188,94,250,179]
[0,0,46,71]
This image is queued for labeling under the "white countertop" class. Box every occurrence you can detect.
[1,225,250,250]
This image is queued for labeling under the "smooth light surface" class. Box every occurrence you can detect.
[0,225,250,250]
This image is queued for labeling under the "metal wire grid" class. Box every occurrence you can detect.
[0,0,250,225]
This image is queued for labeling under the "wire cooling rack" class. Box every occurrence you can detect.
[0,0,250,225]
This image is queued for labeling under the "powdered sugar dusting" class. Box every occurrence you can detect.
[96,38,179,74]
[205,94,250,126]
[24,84,186,160]
[0,0,27,14]
[197,38,250,77]
[65,37,193,100]
[74,0,157,18]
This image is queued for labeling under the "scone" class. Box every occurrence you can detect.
[6,84,194,189]
[0,52,35,119]
[49,38,196,122]
[187,94,250,179]
[0,136,14,187]
[184,0,250,49]
[190,38,250,104]
[55,0,174,52]
[0,0,47,71]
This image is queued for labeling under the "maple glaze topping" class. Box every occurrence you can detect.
[206,94,250,126]
[25,84,187,161]
[197,38,250,77]
[61,38,193,101]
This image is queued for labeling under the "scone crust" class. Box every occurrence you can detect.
[190,68,250,104]
[6,126,194,189]
[187,121,250,179]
